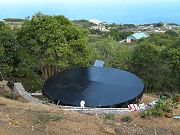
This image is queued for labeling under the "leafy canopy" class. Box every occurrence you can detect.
[18,13,91,77]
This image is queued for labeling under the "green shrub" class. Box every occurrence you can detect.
[42,97,52,104]
[141,95,175,118]
[141,108,163,118]
[104,113,115,120]
[141,110,152,118]
[129,44,161,92]
[49,114,64,121]
[37,113,49,124]
[21,72,43,93]
[4,92,18,100]
[34,113,64,124]
[163,107,172,113]
[121,115,133,122]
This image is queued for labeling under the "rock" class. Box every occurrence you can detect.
[14,83,43,104]
[165,113,173,118]
[104,127,116,135]
[0,80,11,92]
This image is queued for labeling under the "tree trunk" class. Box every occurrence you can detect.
[0,71,5,81]
[42,65,57,80]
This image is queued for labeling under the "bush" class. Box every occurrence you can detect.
[89,38,133,70]
[129,44,161,92]
[141,95,176,118]
[34,113,64,125]
[141,110,152,118]
[49,114,64,121]
[21,72,43,93]
[37,113,49,124]
[4,92,18,100]
[104,113,115,120]
[42,97,52,104]
[121,115,133,122]
[160,41,180,92]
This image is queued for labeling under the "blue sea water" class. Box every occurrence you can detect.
[0,0,180,24]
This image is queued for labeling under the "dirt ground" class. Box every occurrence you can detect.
[0,94,180,135]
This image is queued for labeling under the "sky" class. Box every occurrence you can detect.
[0,0,180,24]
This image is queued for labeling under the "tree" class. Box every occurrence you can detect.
[18,13,91,78]
[161,40,180,92]
[88,37,133,70]
[0,21,5,30]
[154,22,164,27]
[3,18,24,22]
[72,19,96,29]
[0,29,18,78]
[165,30,179,37]
[0,21,11,31]
[137,33,178,47]
[105,29,132,42]
[129,44,160,92]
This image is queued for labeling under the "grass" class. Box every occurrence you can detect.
[42,97,53,104]
[141,95,180,118]
[34,113,64,124]
[103,113,116,126]
[48,114,64,121]
[121,115,133,122]
[104,113,115,120]
[4,92,18,100]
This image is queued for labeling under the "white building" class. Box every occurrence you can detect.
[89,19,102,25]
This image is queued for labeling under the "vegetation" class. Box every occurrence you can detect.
[121,115,133,122]
[0,21,6,30]
[103,113,116,126]
[89,37,133,70]
[153,22,164,27]
[141,95,179,118]
[48,114,64,121]
[165,30,179,37]
[105,29,133,41]
[0,13,91,92]
[137,32,178,47]
[108,23,136,30]
[132,38,180,92]
[4,92,18,100]
[3,18,24,22]
[18,12,91,79]
[34,113,64,125]
[0,28,19,78]
[104,113,115,121]
[129,44,160,92]
[0,12,179,94]
[73,19,96,29]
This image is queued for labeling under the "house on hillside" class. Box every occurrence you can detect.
[90,22,109,32]
[127,32,149,43]
[90,25,109,32]
[0,19,5,22]
[89,19,102,25]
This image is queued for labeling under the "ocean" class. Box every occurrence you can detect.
[0,0,180,24]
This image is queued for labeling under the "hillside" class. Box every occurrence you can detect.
[0,13,179,135]
[0,95,180,135]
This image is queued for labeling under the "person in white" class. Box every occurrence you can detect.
[80,100,85,108]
